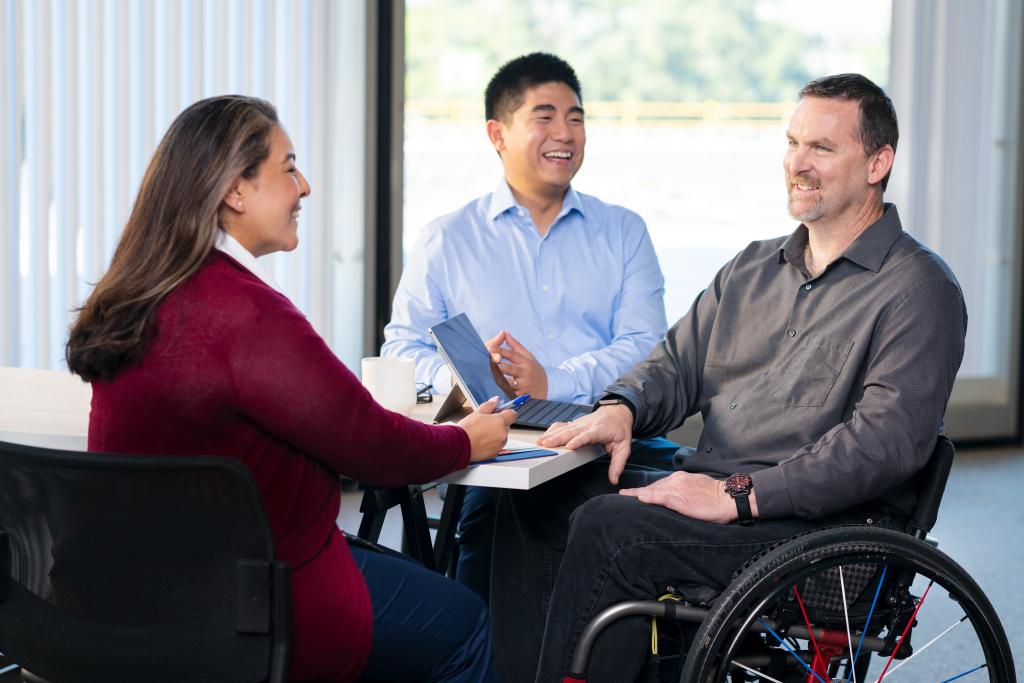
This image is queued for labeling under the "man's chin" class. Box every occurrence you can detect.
[788,200,825,224]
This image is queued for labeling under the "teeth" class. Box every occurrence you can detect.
[544,151,571,159]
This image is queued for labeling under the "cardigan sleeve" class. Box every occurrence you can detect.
[227,297,471,487]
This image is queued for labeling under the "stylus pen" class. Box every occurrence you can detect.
[498,394,531,411]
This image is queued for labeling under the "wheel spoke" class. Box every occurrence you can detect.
[883,615,969,678]
[732,659,785,683]
[937,663,989,683]
[758,619,829,683]
[874,580,934,682]
[850,563,889,678]
[839,565,858,683]
[792,585,825,668]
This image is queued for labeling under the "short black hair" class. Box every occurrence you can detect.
[799,73,899,190]
[485,52,582,123]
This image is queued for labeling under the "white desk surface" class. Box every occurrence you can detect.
[0,430,88,451]
[0,399,605,491]
[409,399,603,490]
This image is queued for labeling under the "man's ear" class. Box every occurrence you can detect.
[486,119,506,154]
[223,181,246,214]
[867,145,894,186]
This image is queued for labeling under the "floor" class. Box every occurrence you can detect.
[2,447,1020,680]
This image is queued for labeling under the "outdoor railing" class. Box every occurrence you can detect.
[406,100,796,126]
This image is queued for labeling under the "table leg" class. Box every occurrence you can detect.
[399,485,436,572]
[433,483,465,576]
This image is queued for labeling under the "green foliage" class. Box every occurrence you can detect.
[405,0,827,103]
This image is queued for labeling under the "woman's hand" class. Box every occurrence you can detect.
[458,397,517,462]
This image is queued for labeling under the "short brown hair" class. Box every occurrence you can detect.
[800,73,899,190]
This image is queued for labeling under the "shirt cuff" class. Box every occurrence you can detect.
[545,366,574,402]
[749,466,796,519]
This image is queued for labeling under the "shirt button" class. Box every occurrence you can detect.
[517,208,525,217]
[787,329,797,337]
[804,283,813,290]
[704,446,713,453]
[547,332,555,340]
[541,284,550,292]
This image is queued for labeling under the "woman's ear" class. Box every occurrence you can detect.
[223,182,246,214]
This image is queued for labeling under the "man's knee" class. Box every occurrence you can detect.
[567,493,641,547]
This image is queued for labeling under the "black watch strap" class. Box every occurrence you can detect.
[733,492,753,525]
[593,395,636,421]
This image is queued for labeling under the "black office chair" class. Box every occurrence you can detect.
[0,440,291,683]
[566,436,1016,682]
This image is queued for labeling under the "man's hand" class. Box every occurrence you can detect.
[457,397,517,462]
[485,331,548,399]
[619,472,759,525]
[537,405,634,484]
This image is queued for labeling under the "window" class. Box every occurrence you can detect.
[405,0,890,318]
[404,0,1024,442]
[0,0,369,370]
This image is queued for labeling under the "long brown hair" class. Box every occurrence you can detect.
[66,96,279,382]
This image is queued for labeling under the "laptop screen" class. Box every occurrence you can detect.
[429,313,515,405]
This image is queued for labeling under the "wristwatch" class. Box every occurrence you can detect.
[593,396,635,420]
[725,473,754,525]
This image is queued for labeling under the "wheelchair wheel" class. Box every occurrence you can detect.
[681,526,1015,683]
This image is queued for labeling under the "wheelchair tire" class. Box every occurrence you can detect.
[681,525,1015,683]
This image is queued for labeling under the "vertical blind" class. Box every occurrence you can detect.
[0,0,368,370]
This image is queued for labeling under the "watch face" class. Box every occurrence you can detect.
[725,473,752,494]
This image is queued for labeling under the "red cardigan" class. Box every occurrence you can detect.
[88,251,470,681]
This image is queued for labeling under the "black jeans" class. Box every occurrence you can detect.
[490,462,853,683]
[456,437,682,603]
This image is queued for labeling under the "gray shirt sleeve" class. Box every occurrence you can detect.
[606,260,729,439]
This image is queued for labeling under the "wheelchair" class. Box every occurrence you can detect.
[566,437,1017,682]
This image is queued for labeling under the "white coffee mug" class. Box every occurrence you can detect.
[361,357,417,414]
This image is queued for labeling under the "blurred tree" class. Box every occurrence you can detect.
[405,0,825,103]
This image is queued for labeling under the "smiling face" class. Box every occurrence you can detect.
[225,126,311,257]
[488,81,585,199]
[784,96,881,228]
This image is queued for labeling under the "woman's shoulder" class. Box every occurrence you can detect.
[166,251,301,329]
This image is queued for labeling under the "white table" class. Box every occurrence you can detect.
[409,399,602,490]
[356,398,603,573]
[0,431,87,451]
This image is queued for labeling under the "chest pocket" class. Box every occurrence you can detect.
[768,335,853,407]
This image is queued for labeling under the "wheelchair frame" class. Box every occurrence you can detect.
[564,437,1017,683]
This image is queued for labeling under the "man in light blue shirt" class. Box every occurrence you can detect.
[383,53,673,600]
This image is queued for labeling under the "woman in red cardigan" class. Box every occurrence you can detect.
[66,96,514,682]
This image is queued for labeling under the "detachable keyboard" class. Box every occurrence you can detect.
[513,398,591,429]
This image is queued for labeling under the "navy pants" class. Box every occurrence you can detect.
[352,545,496,682]
[454,437,681,602]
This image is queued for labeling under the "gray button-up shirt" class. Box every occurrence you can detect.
[607,205,967,520]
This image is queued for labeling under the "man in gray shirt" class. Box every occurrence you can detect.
[489,73,967,682]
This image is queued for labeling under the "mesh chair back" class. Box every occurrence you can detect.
[0,440,289,683]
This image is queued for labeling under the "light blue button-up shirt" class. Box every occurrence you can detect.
[382,180,667,404]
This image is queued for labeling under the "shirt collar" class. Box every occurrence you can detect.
[486,179,585,222]
[215,230,285,294]
[778,203,903,273]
